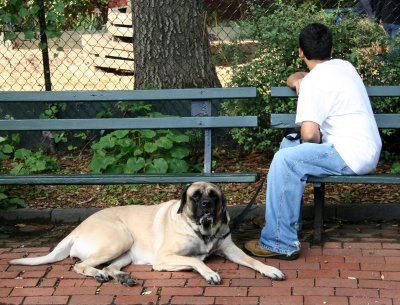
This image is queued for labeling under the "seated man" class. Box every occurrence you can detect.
[245,23,382,260]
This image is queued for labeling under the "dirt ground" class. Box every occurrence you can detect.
[0,47,232,91]
[4,149,399,210]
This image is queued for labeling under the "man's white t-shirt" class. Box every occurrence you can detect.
[295,59,382,175]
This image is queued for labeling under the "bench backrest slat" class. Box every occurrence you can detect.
[0,116,258,131]
[271,113,400,129]
[271,86,400,97]
[0,87,257,103]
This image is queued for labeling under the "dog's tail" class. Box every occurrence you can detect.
[9,234,74,265]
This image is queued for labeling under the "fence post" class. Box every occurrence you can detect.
[37,0,52,91]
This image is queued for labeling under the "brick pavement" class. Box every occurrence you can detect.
[1,220,400,305]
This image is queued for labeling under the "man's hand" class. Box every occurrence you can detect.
[287,72,308,95]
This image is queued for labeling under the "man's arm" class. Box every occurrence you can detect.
[300,121,321,143]
[287,72,308,94]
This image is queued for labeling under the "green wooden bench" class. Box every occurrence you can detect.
[270,85,400,244]
[0,87,260,185]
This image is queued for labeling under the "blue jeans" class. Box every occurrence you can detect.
[259,136,355,255]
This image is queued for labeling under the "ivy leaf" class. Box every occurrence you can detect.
[144,142,158,153]
[0,193,8,201]
[168,159,189,173]
[9,163,24,175]
[125,157,145,173]
[2,144,14,154]
[133,148,143,156]
[168,133,190,143]
[139,130,157,139]
[9,198,26,208]
[112,130,130,139]
[18,7,30,17]
[155,136,173,149]
[14,148,30,159]
[170,146,189,159]
[145,158,168,173]
[53,2,65,12]
[4,32,17,41]
[23,30,35,40]
[88,156,116,173]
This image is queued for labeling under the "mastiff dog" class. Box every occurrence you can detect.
[10,182,285,285]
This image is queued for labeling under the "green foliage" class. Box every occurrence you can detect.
[0,186,26,210]
[10,148,60,175]
[224,2,400,152]
[391,162,400,174]
[89,103,192,174]
[0,0,107,45]
[0,133,59,209]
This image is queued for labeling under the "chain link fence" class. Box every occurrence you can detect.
[1,0,398,92]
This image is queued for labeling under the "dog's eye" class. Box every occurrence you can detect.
[208,191,218,199]
[191,191,201,200]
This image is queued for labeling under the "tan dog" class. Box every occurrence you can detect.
[10,182,285,285]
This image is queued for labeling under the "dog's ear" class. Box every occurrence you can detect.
[221,193,228,224]
[177,183,191,214]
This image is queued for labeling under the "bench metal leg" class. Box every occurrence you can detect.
[313,182,325,245]
[191,100,212,174]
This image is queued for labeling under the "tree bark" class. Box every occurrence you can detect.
[132,0,221,89]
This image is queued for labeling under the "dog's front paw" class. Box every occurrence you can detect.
[203,270,222,285]
[94,271,110,283]
[260,266,286,281]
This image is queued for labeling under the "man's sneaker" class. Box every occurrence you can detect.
[244,240,299,260]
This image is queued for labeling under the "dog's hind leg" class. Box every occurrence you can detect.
[103,252,136,286]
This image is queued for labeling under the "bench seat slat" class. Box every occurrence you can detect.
[271,113,400,129]
[308,174,400,184]
[0,173,260,185]
[271,86,400,97]
[0,87,257,103]
[0,116,258,131]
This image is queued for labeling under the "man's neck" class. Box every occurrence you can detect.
[306,59,329,70]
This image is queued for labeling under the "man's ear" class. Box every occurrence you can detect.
[177,184,191,214]
[299,48,305,60]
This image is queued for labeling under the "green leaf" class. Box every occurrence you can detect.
[10,163,24,175]
[112,130,130,139]
[0,136,7,143]
[0,193,8,201]
[18,7,29,17]
[4,32,17,41]
[88,156,116,173]
[9,198,26,208]
[53,2,65,12]
[133,148,143,156]
[155,137,173,149]
[2,144,14,154]
[168,133,190,143]
[144,142,158,153]
[168,159,189,173]
[139,130,157,139]
[125,157,145,173]
[145,158,168,173]
[14,148,30,159]
[170,147,189,159]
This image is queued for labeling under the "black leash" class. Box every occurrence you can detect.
[221,178,265,239]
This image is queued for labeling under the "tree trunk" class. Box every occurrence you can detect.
[132,0,221,89]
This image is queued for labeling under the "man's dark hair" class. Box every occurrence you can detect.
[299,23,333,60]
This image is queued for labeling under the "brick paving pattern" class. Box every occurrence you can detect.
[1,221,400,305]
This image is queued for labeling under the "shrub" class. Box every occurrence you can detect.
[223,2,400,152]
